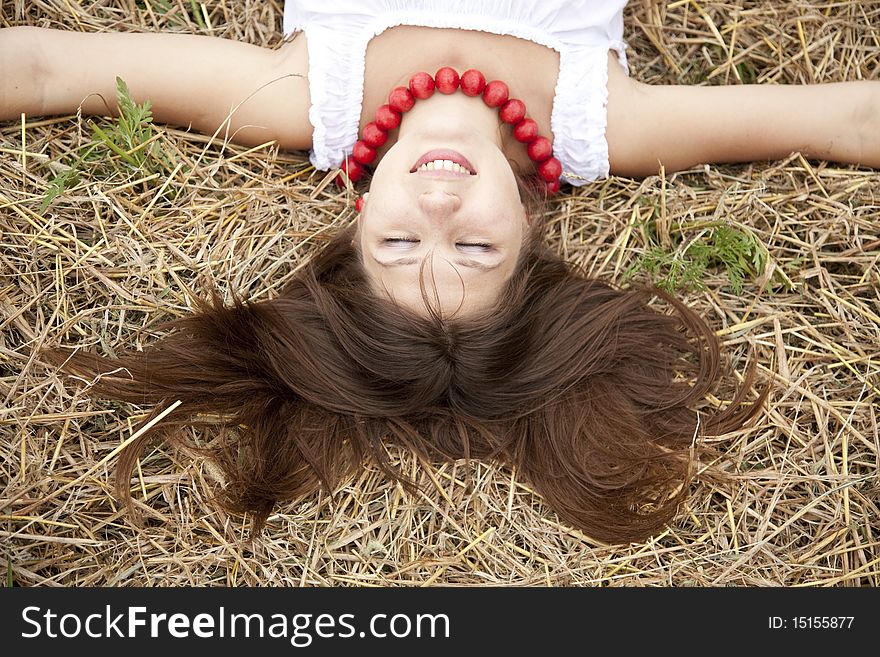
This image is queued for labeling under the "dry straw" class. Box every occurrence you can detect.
[1,0,878,586]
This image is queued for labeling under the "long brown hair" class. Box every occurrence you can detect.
[43,220,764,544]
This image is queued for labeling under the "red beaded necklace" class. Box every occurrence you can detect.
[335,66,562,208]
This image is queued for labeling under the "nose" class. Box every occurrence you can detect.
[419,190,461,219]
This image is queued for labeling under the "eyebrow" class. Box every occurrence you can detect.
[372,255,502,272]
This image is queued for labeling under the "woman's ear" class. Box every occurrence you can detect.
[353,193,369,243]
[356,192,370,216]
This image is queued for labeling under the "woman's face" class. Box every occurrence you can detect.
[358,122,528,318]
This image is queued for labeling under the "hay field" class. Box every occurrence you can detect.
[1,0,878,587]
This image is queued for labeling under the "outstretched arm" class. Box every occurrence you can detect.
[605,53,880,176]
[0,26,312,150]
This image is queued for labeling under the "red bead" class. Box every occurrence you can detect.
[460,69,486,96]
[361,122,388,148]
[409,71,435,100]
[434,67,460,94]
[335,156,365,187]
[355,196,365,212]
[537,157,562,183]
[388,86,415,113]
[499,98,526,125]
[527,136,553,162]
[544,179,561,195]
[374,104,401,131]
[513,118,538,143]
[352,140,377,165]
[482,80,509,108]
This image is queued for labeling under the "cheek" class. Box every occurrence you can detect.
[357,204,389,242]
[487,202,526,241]
[482,177,524,221]
[362,192,407,228]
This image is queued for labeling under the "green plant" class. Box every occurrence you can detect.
[89,77,158,169]
[41,166,81,210]
[626,221,777,294]
[136,0,207,30]
[41,77,178,210]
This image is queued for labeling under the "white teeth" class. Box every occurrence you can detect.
[417,159,471,174]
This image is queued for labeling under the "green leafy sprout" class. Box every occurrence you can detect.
[625,219,787,295]
[42,77,178,210]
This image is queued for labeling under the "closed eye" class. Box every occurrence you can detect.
[456,242,493,252]
[382,237,419,247]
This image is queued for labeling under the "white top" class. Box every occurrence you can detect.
[283,0,629,185]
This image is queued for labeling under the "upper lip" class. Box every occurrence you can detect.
[410,149,476,176]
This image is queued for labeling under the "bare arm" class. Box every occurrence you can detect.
[605,53,880,176]
[0,26,312,150]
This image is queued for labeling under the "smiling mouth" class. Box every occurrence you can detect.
[410,149,476,176]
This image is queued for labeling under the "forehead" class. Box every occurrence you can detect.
[368,255,511,317]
